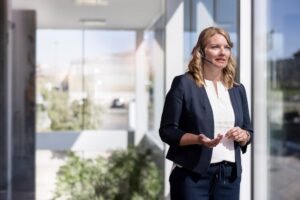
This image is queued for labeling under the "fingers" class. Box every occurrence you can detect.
[213,134,223,143]
[210,134,223,147]
[198,134,223,148]
[225,127,237,139]
[225,127,247,142]
[216,133,223,140]
[198,127,248,148]
[198,134,211,144]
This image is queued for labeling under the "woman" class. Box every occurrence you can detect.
[159,27,253,200]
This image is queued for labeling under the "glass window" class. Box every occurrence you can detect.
[184,0,239,76]
[36,30,136,132]
[267,0,300,199]
[254,0,300,199]
[144,15,165,141]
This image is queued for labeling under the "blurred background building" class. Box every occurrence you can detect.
[1,0,300,199]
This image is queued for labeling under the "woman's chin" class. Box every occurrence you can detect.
[214,64,227,69]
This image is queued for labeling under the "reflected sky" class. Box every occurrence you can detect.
[270,0,300,59]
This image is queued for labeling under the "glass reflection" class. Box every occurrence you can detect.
[267,0,300,199]
[184,0,238,69]
[36,30,136,132]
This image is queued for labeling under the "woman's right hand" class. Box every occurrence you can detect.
[198,134,223,148]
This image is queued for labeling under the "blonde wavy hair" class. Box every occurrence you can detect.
[187,27,236,88]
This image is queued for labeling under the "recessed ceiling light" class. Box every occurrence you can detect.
[80,19,107,27]
[74,0,109,6]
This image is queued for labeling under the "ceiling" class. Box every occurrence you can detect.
[11,0,163,29]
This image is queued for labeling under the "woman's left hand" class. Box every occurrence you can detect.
[225,127,250,146]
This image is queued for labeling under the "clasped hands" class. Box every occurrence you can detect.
[198,127,250,148]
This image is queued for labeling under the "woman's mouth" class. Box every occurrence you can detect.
[215,58,226,63]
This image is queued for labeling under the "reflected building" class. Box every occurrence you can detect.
[276,52,300,88]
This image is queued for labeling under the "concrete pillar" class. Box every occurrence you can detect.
[11,10,36,200]
[253,0,269,199]
[135,30,148,145]
[0,0,8,199]
[239,0,252,200]
[164,0,184,198]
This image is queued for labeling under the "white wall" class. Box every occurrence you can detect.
[239,0,252,199]
[164,0,184,198]
[165,0,184,90]
[253,0,269,199]
[135,30,148,145]
[36,130,128,151]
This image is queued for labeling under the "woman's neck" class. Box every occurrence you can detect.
[203,65,222,82]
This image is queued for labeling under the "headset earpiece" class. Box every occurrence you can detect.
[199,49,205,57]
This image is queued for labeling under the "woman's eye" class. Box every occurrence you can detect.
[210,45,230,50]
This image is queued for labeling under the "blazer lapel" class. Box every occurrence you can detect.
[229,87,240,126]
[229,86,243,168]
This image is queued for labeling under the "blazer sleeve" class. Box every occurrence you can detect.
[159,76,186,147]
[239,84,253,153]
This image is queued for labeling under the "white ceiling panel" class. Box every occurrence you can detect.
[12,0,163,29]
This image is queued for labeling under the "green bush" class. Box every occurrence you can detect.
[52,147,162,200]
[37,89,102,131]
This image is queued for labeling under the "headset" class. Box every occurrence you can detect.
[199,48,214,65]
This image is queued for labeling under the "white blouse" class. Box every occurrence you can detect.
[204,79,235,164]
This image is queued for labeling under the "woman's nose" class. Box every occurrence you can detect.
[219,48,226,55]
[219,47,229,55]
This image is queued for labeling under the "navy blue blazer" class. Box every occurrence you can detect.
[159,73,253,177]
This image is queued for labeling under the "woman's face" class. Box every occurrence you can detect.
[203,33,231,69]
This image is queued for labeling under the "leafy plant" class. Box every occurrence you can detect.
[52,147,162,200]
[37,89,102,131]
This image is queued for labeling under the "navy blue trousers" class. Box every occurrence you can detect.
[169,162,241,200]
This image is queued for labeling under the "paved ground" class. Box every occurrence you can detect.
[270,154,300,200]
